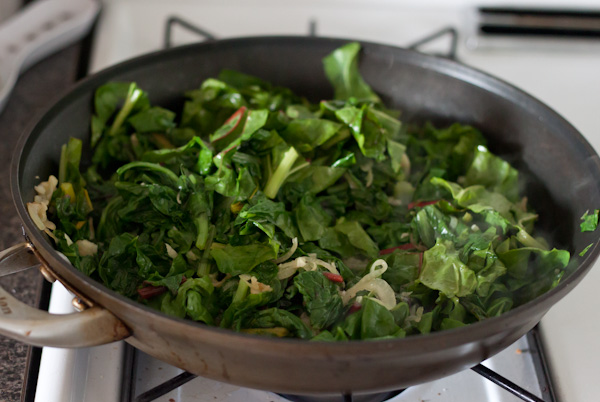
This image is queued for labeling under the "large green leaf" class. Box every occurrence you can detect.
[322,42,381,103]
[419,240,478,298]
[210,244,277,276]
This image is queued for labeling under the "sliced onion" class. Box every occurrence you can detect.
[43,228,58,242]
[239,274,273,294]
[277,256,307,279]
[276,252,340,280]
[165,243,178,259]
[406,306,424,324]
[33,175,58,203]
[76,240,98,257]
[27,202,47,231]
[342,278,396,310]
[341,259,396,310]
[310,254,339,275]
[273,237,298,264]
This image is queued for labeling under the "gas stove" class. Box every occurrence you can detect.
[24,1,600,401]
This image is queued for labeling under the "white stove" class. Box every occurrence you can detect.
[33,1,600,401]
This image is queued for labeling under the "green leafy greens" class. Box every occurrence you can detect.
[580,209,599,232]
[31,42,572,341]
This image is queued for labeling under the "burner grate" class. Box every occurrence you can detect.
[278,390,404,402]
[124,355,550,402]
[133,372,197,402]
[406,26,458,60]
[164,15,216,49]
[471,364,544,402]
[162,13,458,60]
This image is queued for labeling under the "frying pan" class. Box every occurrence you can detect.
[1,36,600,395]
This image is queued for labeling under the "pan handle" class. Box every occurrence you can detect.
[0,242,130,348]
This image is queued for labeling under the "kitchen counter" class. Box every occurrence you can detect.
[0,43,81,402]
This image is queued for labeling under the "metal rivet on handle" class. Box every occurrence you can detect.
[72,297,88,312]
[39,266,56,283]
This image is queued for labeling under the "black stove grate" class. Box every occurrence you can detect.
[277,390,405,402]
[164,16,216,49]
[162,15,458,60]
[123,345,552,402]
[472,364,544,402]
[132,371,197,402]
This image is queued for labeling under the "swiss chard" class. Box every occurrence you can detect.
[36,42,573,342]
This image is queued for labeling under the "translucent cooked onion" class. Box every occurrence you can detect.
[341,259,396,310]
[277,252,340,280]
[64,233,73,246]
[165,243,178,259]
[33,175,58,204]
[273,237,298,264]
[76,239,98,256]
[43,228,58,242]
[27,202,48,231]
[277,257,307,279]
[406,305,424,325]
[239,274,273,294]
[28,175,59,234]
